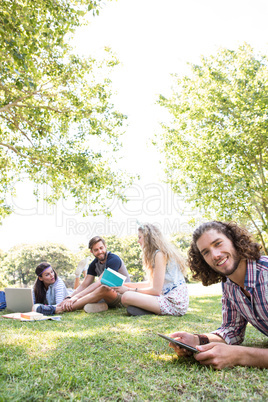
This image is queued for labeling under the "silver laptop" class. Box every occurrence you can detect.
[5,288,33,313]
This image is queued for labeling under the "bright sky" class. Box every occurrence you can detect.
[1,0,268,251]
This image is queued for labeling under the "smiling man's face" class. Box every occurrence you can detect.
[196,229,241,277]
[91,240,107,263]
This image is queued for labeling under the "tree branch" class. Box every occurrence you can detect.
[247,212,268,254]
[2,114,34,146]
[0,91,39,113]
[0,142,28,158]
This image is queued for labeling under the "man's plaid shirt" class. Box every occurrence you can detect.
[212,256,268,344]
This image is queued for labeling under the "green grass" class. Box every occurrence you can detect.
[0,290,267,401]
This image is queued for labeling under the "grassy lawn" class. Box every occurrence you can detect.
[1,286,267,401]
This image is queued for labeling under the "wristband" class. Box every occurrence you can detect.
[195,334,209,345]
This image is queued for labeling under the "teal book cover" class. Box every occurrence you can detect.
[100,268,126,287]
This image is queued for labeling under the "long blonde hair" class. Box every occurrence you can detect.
[139,223,187,277]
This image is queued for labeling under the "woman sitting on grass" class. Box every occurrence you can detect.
[32,262,72,315]
[113,223,189,316]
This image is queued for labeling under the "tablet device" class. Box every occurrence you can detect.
[157,333,198,353]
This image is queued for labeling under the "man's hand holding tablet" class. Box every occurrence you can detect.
[157,333,199,354]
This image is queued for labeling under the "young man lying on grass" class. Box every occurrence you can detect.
[169,221,268,370]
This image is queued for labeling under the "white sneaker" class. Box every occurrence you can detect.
[84,302,108,314]
[75,257,90,276]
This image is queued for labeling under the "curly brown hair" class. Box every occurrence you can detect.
[188,221,262,286]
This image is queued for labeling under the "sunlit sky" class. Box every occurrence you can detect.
[1,0,268,251]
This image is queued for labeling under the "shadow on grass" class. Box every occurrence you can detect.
[1,294,268,401]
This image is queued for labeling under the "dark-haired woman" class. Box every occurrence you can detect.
[32,262,72,315]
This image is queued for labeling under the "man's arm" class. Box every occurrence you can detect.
[72,275,100,300]
[195,343,268,369]
[211,286,248,345]
[168,331,268,369]
[60,275,96,310]
[72,275,94,297]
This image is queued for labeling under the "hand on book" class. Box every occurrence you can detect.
[112,285,129,294]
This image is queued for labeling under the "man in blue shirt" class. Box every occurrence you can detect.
[169,221,268,369]
[60,236,130,313]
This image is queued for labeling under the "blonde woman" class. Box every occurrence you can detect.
[113,223,189,316]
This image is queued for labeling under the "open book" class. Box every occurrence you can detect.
[100,268,127,287]
[1,312,61,321]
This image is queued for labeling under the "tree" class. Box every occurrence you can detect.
[2,242,77,285]
[0,249,8,288]
[170,232,191,258]
[118,235,144,282]
[0,0,131,222]
[157,44,268,253]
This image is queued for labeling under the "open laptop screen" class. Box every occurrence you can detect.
[5,288,33,313]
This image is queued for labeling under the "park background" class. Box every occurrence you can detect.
[1,1,268,400]
[1,0,268,258]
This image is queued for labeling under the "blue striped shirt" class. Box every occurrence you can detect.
[33,277,72,306]
[212,256,268,345]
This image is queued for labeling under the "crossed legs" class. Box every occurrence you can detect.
[69,285,119,311]
[121,291,161,314]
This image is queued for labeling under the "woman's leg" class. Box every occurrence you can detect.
[74,277,80,289]
[74,270,87,289]
[32,303,56,315]
[121,291,161,314]
[157,285,189,316]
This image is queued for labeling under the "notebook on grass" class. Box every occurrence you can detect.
[4,288,33,313]
[2,312,61,321]
[100,268,126,287]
